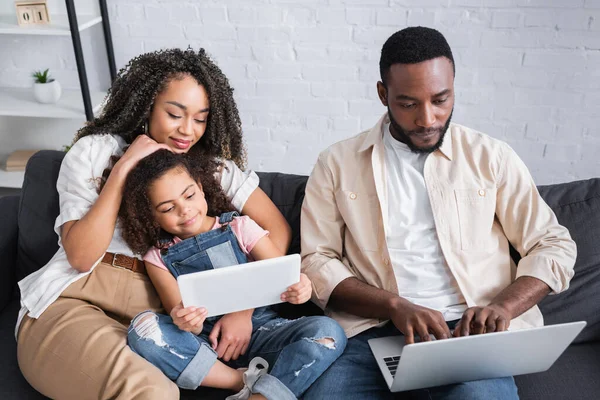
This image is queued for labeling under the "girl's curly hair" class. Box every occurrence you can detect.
[76,47,247,181]
[119,149,234,255]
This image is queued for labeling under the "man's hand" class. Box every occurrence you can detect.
[453,304,511,337]
[208,310,253,362]
[389,298,452,344]
[170,302,207,336]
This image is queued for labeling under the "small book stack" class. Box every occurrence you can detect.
[4,150,39,171]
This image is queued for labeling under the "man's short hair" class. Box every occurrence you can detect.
[379,26,455,85]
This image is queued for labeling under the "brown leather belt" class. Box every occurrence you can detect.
[101,252,146,275]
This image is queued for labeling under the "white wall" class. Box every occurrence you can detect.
[0,0,108,161]
[1,0,599,184]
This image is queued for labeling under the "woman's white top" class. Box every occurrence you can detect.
[16,134,259,339]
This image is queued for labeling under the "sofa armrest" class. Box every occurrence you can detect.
[0,195,19,312]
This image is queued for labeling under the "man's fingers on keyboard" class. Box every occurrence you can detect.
[416,324,431,342]
[497,319,508,332]
[404,327,415,345]
[432,323,451,340]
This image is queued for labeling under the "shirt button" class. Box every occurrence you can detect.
[478,189,486,197]
[349,192,357,200]
[383,258,389,266]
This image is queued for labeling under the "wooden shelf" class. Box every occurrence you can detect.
[0,169,25,189]
[0,14,102,36]
[0,87,106,119]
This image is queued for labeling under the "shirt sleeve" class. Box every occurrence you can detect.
[53,135,120,239]
[495,143,577,294]
[143,247,169,271]
[230,216,269,254]
[219,159,259,212]
[301,152,356,310]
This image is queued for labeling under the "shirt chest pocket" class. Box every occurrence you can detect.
[336,190,381,252]
[454,188,497,251]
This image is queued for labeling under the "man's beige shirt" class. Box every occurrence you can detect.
[301,114,576,338]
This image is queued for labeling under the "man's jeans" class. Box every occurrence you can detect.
[303,321,520,400]
[128,310,346,399]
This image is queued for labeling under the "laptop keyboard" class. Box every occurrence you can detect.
[383,356,400,377]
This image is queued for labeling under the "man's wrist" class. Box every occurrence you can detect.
[386,296,407,319]
[488,302,514,320]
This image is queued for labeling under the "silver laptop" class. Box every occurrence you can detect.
[369,321,586,392]
[178,254,301,317]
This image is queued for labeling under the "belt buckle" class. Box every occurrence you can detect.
[111,253,128,271]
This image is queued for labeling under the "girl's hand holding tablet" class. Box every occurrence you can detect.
[281,273,312,304]
[170,302,208,336]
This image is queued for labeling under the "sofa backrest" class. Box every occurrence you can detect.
[253,172,308,255]
[535,179,600,343]
[17,151,600,342]
[17,151,63,282]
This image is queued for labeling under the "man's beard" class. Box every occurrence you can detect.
[388,108,453,154]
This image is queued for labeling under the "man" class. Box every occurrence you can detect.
[301,27,576,399]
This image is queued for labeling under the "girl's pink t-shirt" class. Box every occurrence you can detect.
[144,215,269,270]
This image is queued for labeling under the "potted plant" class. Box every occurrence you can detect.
[32,69,62,104]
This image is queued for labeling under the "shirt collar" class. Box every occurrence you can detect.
[438,124,453,161]
[358,114,387,153]
[358,113,454,161]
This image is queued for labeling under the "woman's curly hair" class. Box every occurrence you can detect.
[119,149,234,255]
[76,47,247,175]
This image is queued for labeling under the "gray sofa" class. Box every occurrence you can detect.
[1,150,599,399]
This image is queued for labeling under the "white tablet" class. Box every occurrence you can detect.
[177,254,301,317]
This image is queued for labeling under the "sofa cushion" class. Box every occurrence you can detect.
[16,151,64,281]
[0,300,48,399]
[514,341,600,399]
[257,172,308,255]
[536,178,600,343]
[0,195,19,311]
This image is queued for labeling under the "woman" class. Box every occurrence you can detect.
[16,48,292,400]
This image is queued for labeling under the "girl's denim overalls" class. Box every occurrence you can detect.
[127,212,346,398]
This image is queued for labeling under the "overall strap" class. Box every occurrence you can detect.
[218,211,240,224]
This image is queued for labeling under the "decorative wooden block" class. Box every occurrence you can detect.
[15,1,51,26]
[5,149,40,171]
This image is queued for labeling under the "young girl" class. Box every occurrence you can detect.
[119,150,347,400]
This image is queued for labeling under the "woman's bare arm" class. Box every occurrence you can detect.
[61,164,128,272]
[62,136,170,272]
[241,188,291,255]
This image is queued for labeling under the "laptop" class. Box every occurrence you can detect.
[368,321,586,392]
[177,253,301,317]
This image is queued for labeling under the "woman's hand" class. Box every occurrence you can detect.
[170,302,208,336]
[281,273,312,304]
[114,134,171,175]
[208,310,253,362]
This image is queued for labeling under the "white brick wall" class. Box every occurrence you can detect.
[1,0,599,184]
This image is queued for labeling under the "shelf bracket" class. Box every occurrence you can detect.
[99,0,117,83]
[65,0,93,121]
